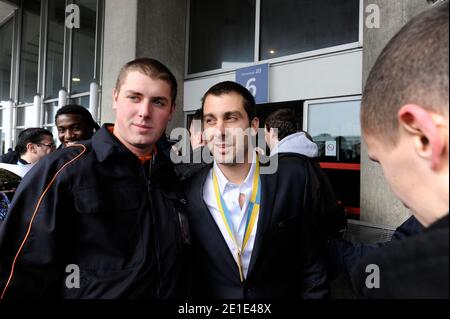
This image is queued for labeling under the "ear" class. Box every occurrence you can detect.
[250,117,260,136]
[26,142,36,154]
[398,104,448,170]
[112,88,119,110]
[269,127,278,141]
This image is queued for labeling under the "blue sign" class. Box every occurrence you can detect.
[236,63,269,104]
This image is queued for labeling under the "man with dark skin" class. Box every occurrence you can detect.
[55,105,100,148]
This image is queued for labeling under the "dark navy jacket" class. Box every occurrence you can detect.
[328,215,423,279]
[351,215,448,298]
[0,125,190,299]
[183,155,329,299]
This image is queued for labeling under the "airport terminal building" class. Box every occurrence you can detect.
[0,0,441,227]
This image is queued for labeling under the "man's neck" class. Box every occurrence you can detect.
[216,151,255,185]
[216,162,252,185]
[111,124,153,157]
[20,154,33,164]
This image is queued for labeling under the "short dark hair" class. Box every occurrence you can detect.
[189,108,203,133]
[55,104,100,133]
[115,57,178,104]
[264,109,298,141]
[201,81,256,123]
[361,2,449,143]
[192,108,202,121]
[15,128,53,156]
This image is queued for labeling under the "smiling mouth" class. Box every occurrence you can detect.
[133,124,153,130]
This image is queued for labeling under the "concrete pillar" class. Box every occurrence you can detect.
[360,0,433,227]
[135,0,187,133]
[101,0,138,124]
[101,0,186,132]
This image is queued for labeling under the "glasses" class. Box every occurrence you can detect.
[37,142,56,149]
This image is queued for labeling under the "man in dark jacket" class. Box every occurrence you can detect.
[350,2,449,298]
[328,215,423,281]
[174,108,211,181]
[0,58,190,299]
[264,108,347,240]
[184,81,328,299]
[0,128,55,165]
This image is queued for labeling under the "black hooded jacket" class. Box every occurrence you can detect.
[0,125,190,299]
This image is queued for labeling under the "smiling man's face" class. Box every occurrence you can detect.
[113,71,174,156]
[203,92,258,164]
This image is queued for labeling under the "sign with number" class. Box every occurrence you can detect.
[235,64,269,104]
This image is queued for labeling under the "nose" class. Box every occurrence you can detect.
[138,101,153,119]
[215,119,226,136]
[64,130,75,141]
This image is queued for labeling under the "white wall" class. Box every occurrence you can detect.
[183,49,363,111]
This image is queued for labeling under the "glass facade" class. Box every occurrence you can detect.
[69,95,89,108]
[16,105,36,127]
[0,18,13,101]
[187,0,360,75]
[45,0,65,99]
[188,0,256,74]
[0,0,103,150]
[70,0,97,94]
[260,0,359,60]
[18,0,41,104]
[307,99,361,163]
[305,98,361,217]
[43,101,58,125]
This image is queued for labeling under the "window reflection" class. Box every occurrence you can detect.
[0,19,13,101]
[18,0,41,104]
[16,106,35,127]
[44,101,58,125]
[307,99,361,163]
[71,0,97,94]
[45,0,66,99]
[188,0,255,74]
[69,96,89,108]
[260,0,359,60]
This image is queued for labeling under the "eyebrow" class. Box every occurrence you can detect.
[124,91,169,102]
[151,96,170,103]
[124,90,142,96]
[203,111,243,118]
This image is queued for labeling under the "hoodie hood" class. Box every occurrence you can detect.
[270,132,318,158]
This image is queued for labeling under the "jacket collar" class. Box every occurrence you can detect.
[91,124,173,171]
[247,170,277,278]
[91,124,133,162]
[197,160,278,281]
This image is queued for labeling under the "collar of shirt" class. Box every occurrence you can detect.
[204,152,259,278]
[213,159,256,200]
[17,158,29,166]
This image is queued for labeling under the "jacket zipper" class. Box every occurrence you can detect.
[144,155,161,298]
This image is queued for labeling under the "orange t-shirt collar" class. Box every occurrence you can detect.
[107,125,157,164]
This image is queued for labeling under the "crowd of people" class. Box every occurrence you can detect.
[0,3,447,299]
